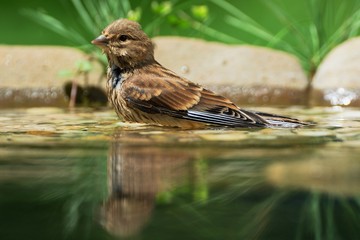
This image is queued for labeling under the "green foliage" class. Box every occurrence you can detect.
[58,69,74,79]
[22,0,360,79]
[75,59,93,73]
[263,0,360,76]
[57,59,92,79]
[193,0,360,77]
[151,1,173,15]
[22,0,148,69]
[22,0,201,70]
[191,5,209,21]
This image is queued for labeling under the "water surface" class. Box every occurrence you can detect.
[1,107,360,240]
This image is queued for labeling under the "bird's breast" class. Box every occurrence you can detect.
[107,65,124,90]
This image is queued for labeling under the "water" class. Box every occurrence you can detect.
[1,107,360,240]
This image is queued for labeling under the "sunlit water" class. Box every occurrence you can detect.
[1,107,360,240]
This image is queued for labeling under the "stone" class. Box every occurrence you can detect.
[153,37,308,106]
[311,37,360,106]
[0,45,105,108]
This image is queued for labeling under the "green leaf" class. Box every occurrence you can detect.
[127,7,142,22]
[75,60,93,73]
[151,1,172,15]
[191,5,209,21]
[58,69,75,78]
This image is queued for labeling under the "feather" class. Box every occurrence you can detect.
[120,63,272,127]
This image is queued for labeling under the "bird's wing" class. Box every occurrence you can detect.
[121,70,268,127]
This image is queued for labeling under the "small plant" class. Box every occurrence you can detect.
[59,59,107,107]
[59,59,92,108]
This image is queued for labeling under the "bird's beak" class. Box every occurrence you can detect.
[91,35,109,46]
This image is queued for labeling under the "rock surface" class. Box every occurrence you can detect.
[311,37,360,106]
[0,38,308,108]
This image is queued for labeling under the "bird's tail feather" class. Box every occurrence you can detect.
[252,110,310,128]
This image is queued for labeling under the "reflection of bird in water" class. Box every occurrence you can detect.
[99,140,191,237]
[266,156,360,196]
[99,194,154,238]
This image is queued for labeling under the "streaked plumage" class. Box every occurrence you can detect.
[92,19,307,128]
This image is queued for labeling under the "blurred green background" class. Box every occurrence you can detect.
[0,0,277,45]
[2,0,357,45]
[1,0,359,75]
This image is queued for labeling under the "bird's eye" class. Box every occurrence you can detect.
[119,35,129,41]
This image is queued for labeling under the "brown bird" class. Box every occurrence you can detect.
[92,19,306,128]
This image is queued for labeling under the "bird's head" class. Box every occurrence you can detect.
[92,19,154,69]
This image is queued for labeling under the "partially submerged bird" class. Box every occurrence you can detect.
[92,19,307,128]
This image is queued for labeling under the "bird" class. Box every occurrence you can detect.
[92,19,307,129]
